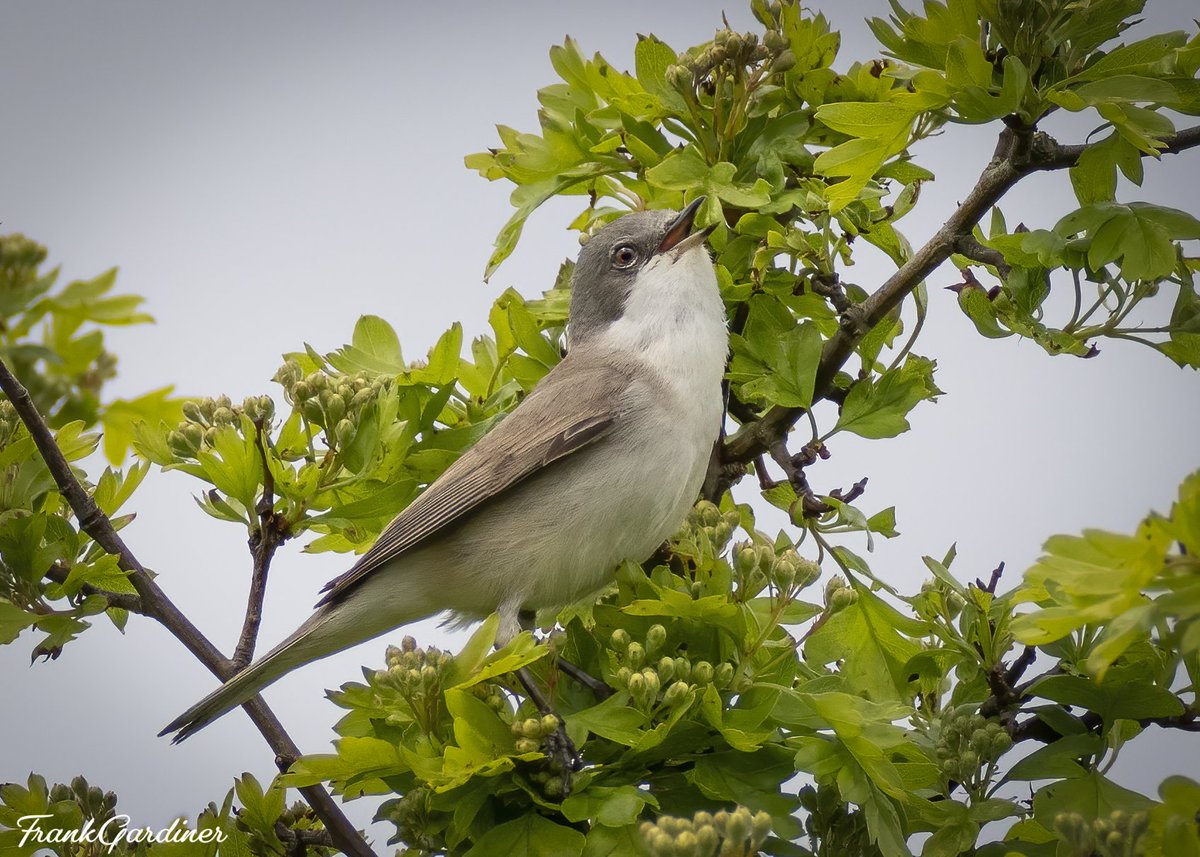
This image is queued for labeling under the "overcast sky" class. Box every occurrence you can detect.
[1,0,1197,848]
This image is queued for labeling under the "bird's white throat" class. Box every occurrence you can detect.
[595,245,728,400]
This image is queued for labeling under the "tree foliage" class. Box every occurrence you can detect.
[2,1,1199,856]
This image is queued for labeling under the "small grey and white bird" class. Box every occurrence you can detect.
[161,198,727,741]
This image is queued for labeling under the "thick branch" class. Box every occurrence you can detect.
[720,122,1200,469]
[0,360,375,857]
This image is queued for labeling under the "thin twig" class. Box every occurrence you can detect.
[0,359,375,857]
[232,419,288,669]
[952,234,1012,278]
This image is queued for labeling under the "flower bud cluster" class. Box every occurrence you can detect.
[48,776,118,826]
[278,362,388,446]
[607,626,738,713]
[0,233,48,293]
[799,783,873,852]
[732,541,820,597]
[685,501,742,552]
[510,713,573,798]
[379,786,438,854]
[934,707,1012,789]
[823,576,858,613]
[665,29,771,95]
[640,806,771,857]
[79,351,119,394]
[168,395,271,458]
[915,578,966,622]
[0,400,21,449]
[663,12,798,100]
[469,679,508,717]
[510,712,561,755]
[1053,810,1148,857]
[750,0,785,29]
[375,635,453,732]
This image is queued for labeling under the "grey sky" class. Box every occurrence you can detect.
[1,0,1197,848]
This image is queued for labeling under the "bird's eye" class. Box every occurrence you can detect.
[611,244,639,269]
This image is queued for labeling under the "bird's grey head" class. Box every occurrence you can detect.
[567,198,713,346]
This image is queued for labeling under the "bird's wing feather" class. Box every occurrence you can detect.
[314,356,632,606]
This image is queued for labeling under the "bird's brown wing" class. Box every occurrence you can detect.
[314,357,632,606]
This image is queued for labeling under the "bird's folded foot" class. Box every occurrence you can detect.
[543,721,581,796]
[514,665,582,797]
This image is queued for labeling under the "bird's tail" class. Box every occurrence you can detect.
[159,613,330,743]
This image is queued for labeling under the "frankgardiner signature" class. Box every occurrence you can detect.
[15,813,226,852]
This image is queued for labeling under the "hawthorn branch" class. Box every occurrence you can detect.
[718,122,1200,473]
[232,420,289,670]
[0,359,375,857]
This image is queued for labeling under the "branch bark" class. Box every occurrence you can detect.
[0,360,375,857]
[233,420,288,669]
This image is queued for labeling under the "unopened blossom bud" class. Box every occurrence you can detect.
[662,680,690,707]
[646,624,667,654]
[666,64,693,93]
[751,810,772,847]
[657,657,676,684]
[734,543,757,575]
[771,50,797,73]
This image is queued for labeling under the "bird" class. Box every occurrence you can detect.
[160,197,728,742]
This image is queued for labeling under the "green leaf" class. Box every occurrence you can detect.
[581,824,643,857]
[485,170,614,279]
[463,814,586,857]
[1032,771,1154,831]
[1070,134,1121,204]
[351,314,404,370]
[1069,31,1189,83]
[0,599,36,645]
[561,785,653,827]
[805,587,927,701]
[833,355,941,439]
[102,387,186,464]
[568,694,648,746]
[634,34,683,112]
[408,322,463,386]
[446,688,516,760]
[690,745,799,818]
[645,146,709,190]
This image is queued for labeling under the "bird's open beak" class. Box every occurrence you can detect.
[656,196,714,257]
